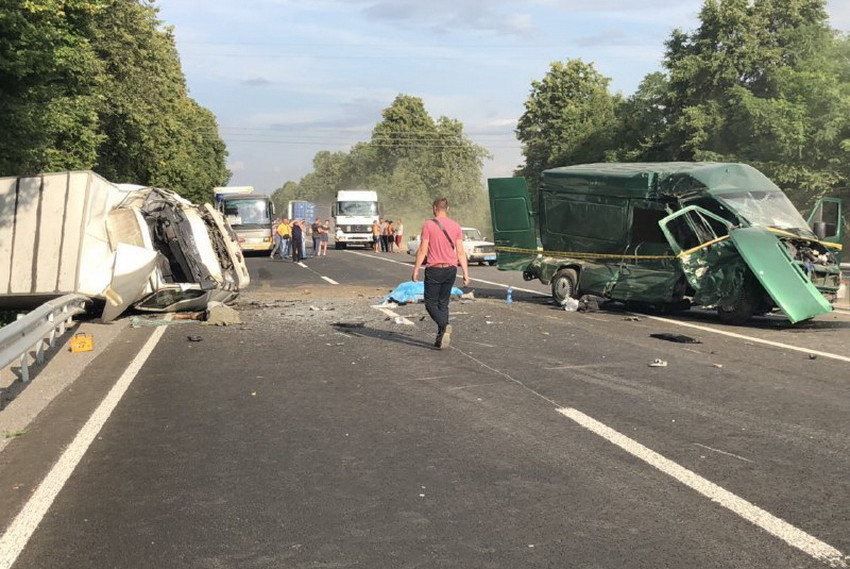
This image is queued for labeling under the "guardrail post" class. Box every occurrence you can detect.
[20,352,29,383]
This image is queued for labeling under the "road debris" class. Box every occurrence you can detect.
[577,296,599,312]
[650,333,702,344]
[649,359,668,367]
[187,335,203,342]
[624,316,641,321]
[204,302,243,326]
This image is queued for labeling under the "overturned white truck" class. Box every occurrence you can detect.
[0,171,250,321]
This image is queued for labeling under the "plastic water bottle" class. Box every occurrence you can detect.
[505,286,513,305]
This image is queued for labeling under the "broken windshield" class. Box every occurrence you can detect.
[716,190,810,233]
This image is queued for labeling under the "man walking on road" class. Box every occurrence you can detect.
[412,197,469,349]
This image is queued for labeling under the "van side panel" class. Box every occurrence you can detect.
[540,192,628,254]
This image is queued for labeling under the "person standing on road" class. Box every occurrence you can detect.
[311,218,321,256]
[412,197,469,349]
[299,219,308,260]
[270,217,282,259]
[276,218,291,260]
[385,220,395,252]
[394,219,404,252]
[319,219,330,256]
[291,220,304,263]
[372,220,381,252]
[379,218,389,252]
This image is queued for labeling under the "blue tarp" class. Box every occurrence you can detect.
[379,281,464,304]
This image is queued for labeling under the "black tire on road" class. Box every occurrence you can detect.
[488,260,497,266]
[551,268,579,305]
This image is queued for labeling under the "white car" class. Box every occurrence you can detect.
[407,226,497,266]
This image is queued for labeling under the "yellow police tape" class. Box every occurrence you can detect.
[494,246,676,260]
[496,228,843,262]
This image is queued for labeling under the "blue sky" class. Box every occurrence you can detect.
[156,0,850,194]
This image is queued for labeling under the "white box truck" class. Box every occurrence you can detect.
[331,189,379,249]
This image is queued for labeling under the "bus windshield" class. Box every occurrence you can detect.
[223,198,271,228]
[338,201,378,216]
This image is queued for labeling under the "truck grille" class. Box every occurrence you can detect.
[343,225,371,233]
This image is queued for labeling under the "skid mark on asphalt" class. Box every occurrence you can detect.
[694,443,755,464]
[449,345,848,568]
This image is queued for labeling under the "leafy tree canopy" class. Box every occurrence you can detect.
[277,95,492,232]
[0,0,229,203]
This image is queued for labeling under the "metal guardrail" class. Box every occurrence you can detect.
[0,294,89,383]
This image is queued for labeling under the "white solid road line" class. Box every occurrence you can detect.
[455,347,848,566]
[350,250,850,363]
[321,276,339,285]
[558,407,848,567]
[0,325,168,569]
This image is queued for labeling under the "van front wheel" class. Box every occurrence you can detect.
[717,281,758,325]
[551,268,578,305]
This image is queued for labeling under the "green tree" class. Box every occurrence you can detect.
[0,0,107,175]
[612,72,670,161]
[278,95,490,228]
[662,0,850,208]
[515,59,621,191]
[90,0,229,203]
[0,0,229,204]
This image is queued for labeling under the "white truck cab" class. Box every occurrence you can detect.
[332,189,379,249]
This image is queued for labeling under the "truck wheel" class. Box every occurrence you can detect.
[717,281,758,325]
[488,261,497,266]
[551,268,578,305]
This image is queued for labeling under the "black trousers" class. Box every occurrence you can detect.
[424,266,457,333]
[291,237,303,262]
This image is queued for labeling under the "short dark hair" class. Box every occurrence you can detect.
[432,197,449,211]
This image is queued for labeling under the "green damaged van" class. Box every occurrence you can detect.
[488,162,844,324]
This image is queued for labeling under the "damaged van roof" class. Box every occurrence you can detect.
[542,162,783,199]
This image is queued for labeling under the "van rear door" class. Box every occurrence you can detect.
[487,178,538,270]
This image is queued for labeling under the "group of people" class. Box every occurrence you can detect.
[271,217,331,262]
[371,218,404,253]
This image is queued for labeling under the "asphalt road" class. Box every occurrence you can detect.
[0,248,848,568]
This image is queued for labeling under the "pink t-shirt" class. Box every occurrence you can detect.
[421,217,462,266]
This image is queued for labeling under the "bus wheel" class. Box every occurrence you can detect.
[551,268,578,305]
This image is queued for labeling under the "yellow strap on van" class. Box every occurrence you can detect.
[495,246,676,261]
[764,227,843,251]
